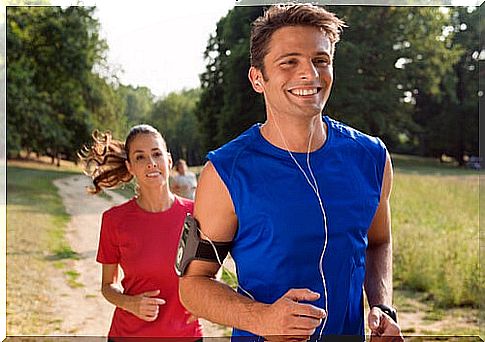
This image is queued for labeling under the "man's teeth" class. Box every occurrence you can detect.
[290,88,318,96]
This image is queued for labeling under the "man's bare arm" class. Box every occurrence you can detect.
[179,162,326,338]
[365,154,403,339]
[365,154,393,306]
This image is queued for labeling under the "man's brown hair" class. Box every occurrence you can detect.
[250,3,346,77]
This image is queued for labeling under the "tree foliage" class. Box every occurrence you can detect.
[197,7,265,153]
[327,6,461,150]
[150,88,203,165]
[414,6,481,164]
[6,6,125,162]
[117,84,155,129]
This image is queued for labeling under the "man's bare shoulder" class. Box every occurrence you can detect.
[195,161,238,242]
[197,161,227,194]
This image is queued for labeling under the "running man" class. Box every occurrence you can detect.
[179,4,404,341]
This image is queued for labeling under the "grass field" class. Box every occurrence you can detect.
[5,155,481,336]
[391,154,481,309]
[6,160,80,334]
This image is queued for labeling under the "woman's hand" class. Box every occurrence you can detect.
[125,289,166,322]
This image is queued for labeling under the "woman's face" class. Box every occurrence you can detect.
[125,133,172,189]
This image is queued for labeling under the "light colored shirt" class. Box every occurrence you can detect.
[173,172,197,199]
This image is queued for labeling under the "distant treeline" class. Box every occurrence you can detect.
[6,6,481,166]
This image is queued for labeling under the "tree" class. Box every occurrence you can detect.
[117,84,155,129]
[417,6,480,163]
[326,6,460,151]
[150,88,203,165]
[7,6,124,163]
[197,7,265,154]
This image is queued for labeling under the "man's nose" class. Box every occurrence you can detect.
[299,60,319,80]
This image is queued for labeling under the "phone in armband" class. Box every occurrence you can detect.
[174,214,232,277]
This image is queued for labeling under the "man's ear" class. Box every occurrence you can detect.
[248,66,264,94]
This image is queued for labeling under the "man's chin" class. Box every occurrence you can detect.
[294,104,325,117]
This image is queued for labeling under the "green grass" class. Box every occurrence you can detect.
[64,270,83,288]
[221,267,238,289]
[6,162,79,334]
[391,155,481,308]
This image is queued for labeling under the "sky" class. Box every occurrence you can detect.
[89,1,236,97]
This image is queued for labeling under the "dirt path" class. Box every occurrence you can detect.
[52,175,228,337]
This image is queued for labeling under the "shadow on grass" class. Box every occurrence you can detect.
[45,249,98,261]
[392,154,481,176]
[45,247,80,261]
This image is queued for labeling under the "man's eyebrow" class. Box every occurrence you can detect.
[273,52,302,63]
[274,51,332,63]
[315,51,332,57]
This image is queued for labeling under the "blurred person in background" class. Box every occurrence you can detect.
[171,159,198,200]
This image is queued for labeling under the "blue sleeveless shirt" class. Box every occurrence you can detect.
[207,116,387,340]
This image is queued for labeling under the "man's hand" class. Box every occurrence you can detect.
[257,289,326,342]
[368,307,404,342]
[125,289,166,322]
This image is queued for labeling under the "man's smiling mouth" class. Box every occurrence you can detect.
[288,87,322,96]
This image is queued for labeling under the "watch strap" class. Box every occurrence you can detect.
[372,304,398,323]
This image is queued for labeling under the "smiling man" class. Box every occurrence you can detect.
[179,4,403,341]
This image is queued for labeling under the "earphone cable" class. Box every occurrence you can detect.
[271,114,329,339]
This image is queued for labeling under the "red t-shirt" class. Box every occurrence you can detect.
[97,196,202,338]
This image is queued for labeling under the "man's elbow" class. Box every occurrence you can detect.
[179,276,196,312]
[367,236,392,251]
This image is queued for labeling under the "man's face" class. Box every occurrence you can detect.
[250,25,334,120]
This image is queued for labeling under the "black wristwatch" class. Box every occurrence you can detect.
[372,304,398,323]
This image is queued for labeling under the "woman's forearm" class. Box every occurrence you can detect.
[101,283,135,313]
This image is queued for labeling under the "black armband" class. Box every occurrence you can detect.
[372,304,398,324]
[174,214,232,276]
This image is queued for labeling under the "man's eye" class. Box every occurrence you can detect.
[281,59,296,66]
[315,58,330,65]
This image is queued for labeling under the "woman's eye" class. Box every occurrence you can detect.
[135,155,145,161]
[153,152,163,158]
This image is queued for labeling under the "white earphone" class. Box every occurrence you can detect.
[270,115,329,339]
